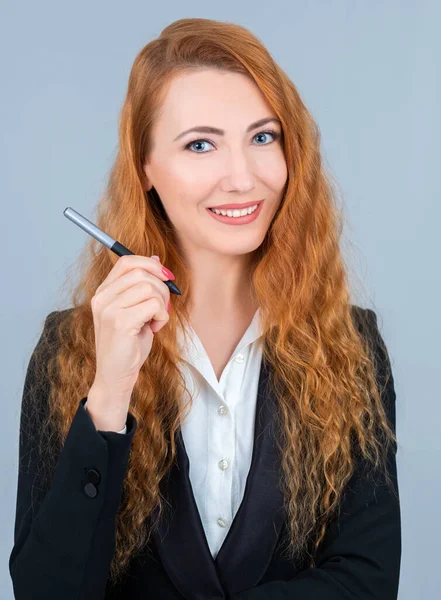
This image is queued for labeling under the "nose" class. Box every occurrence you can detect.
[220,150,255,193]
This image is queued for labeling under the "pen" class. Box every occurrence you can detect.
[63,207,182,295]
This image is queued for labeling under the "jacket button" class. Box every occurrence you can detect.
[86,468,101,485]
[84,482,98,498]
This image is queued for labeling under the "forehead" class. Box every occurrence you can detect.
[156,69,273,130]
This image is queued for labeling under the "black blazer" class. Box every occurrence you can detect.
[9,306,401,600]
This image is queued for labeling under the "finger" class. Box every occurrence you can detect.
[113,274,170,311]
[97,255,167,293]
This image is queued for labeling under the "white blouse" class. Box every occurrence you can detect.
[86,309,263,560]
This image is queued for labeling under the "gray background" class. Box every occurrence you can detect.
[1,1,440,597]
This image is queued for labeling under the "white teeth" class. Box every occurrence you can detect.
[209,204,259,217]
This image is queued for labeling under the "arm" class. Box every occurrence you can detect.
[84,399,128,434]
[9,311,138,600]
[231,308,401,600]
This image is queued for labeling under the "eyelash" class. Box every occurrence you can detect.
[184,129,281,153]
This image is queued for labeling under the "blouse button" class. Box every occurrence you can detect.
[217,518,227,528]
[233,354,244,364]
[217,404,228,416]
[218,459,229,470]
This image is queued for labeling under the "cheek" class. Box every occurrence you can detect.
[259,152,288,190]
[169,157,216,191]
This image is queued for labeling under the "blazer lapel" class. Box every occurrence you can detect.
[151,355,285,600]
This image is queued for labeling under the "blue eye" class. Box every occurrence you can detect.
[184,129,281,153]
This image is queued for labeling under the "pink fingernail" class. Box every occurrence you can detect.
[162,266,175,280]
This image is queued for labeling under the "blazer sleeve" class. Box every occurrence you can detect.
[9,310,138,600]
[231,308,401,600]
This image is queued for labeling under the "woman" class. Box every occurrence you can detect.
[9,17,401,600]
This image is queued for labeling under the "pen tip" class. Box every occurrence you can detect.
[167,280,182,295]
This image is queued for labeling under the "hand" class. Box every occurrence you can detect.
[90,254,171,400]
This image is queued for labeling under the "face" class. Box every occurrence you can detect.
[143,69,288,260]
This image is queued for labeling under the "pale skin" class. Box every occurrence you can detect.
[143,69,288,380]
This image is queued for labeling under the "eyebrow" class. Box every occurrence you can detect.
[173,117,282,142]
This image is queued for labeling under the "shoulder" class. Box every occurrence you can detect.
[30,309,75,366]
[350,304,396,431]
[350,304,378,334]
[44,308,74,326]
[350,304,392,367]
[41,308,75,337]
[350,305,388,362]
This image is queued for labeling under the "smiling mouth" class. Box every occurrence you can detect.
[206,199,264,224]
[208,200,263,215]
[208,200,264,211]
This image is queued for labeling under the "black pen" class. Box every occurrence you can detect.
[63,207,182,295]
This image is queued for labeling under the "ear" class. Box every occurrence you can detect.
[141,164,154,192]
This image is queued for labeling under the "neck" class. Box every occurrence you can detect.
[186,257,257,318]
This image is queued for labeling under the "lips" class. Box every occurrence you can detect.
[206,198,264,225]
[208,199,264,210]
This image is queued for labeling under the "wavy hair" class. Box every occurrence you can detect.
[24,18,397,586]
